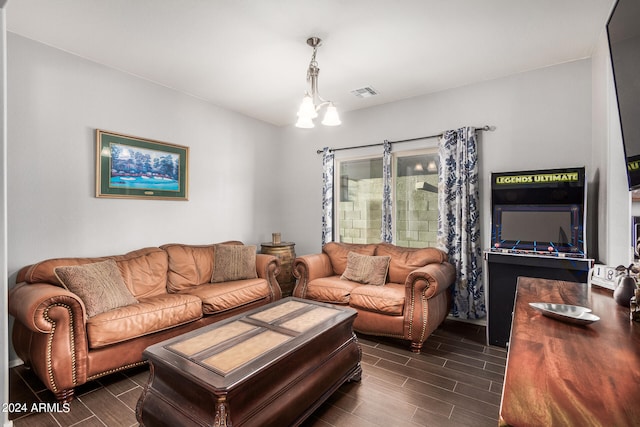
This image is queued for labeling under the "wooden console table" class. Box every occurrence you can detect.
[500,277,640,426]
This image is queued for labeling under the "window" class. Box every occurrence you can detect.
[336,149,439,247]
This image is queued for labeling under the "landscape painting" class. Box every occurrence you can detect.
[96,130,189,200]
[110,144,180,191]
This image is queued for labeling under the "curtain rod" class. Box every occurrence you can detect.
[316,125,493,154]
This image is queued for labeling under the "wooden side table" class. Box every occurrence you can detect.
[260,242,296,297]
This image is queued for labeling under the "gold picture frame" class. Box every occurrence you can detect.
[96,130,189,200]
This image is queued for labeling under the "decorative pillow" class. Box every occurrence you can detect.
[211,244,258,283]
[323,242,377,276]
[341,251,391,286]
[54,259,138,317]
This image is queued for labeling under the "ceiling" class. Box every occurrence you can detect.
[6,0,616,127]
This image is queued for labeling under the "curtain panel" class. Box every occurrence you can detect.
[437,127,485,319]
[381,140,393,243]
[322,147,335,245]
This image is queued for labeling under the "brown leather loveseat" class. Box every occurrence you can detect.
[292,242,455,353]
[8,241,281,402]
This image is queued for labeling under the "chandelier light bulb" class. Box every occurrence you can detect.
[295,116,315,128]
[321,103,341,126]
[297,94,318,119]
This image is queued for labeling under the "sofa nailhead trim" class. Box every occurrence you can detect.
[418,294,429,343]
[87,360,148,381]
[43,303,77,392]
[407,286,415,339]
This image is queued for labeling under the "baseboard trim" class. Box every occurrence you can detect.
[9,357,23,368]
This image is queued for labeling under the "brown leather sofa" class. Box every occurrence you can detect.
[292,242,455,353]
[8,241,281,402]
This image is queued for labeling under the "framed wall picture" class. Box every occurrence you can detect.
[96,130,189,200]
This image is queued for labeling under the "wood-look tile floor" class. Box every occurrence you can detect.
[8,319,506,427]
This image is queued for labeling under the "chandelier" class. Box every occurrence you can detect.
[295,37,341,128]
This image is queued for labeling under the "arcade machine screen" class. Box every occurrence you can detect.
[492,205,582,256]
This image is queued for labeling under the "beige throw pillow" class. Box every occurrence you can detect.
[322,242,377,275]
[341,251,391,286]
[54,259,138,317]
[211,244,258,283]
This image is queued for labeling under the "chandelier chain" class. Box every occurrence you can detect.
[307,47,318,82]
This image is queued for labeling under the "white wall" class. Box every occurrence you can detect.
[281,60,594,257]
[6,34,283,363]
[8,33,283,269]
[592,29,633,265]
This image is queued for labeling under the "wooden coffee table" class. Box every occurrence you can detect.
[136,297,362,427]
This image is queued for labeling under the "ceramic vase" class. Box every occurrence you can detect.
[613,275,637,307]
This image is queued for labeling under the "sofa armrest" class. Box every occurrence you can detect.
[403,262,456,350]
[292,253,334,298]
[9,282,87,332]
[8,282,89,398]
[256,253,282,300]
[405,262,456,299]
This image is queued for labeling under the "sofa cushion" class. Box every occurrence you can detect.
[375,243,448,284]
[341,252,391,286]
[322,242,377,276]
[162,243,216,292]
[350,283,405,315]
[18,247,169,299]
[115,248,170,298]
[86,293,202,348]
[54,259,138,317]
[212,244,258,283]
[306,276,362,304]
[161,241,246,292]
[180,278,270,314]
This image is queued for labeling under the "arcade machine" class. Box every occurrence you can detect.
[485,166,594,347]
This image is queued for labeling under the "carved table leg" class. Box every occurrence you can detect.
[214,398,232,427]
[349,364,363,382]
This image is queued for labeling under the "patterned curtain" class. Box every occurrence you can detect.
[381,140,393,243]
[322,147,335,245]
[437,127,485,319]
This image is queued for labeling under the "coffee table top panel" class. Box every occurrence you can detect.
[169,321,258,356]
[156,298,355,380]
[201,329,291,374]
[248,299,308,323]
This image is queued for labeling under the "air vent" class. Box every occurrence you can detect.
[350,86,378,98]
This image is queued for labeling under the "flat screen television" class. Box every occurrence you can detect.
[607,0,640,190]
[492,204,583,256]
